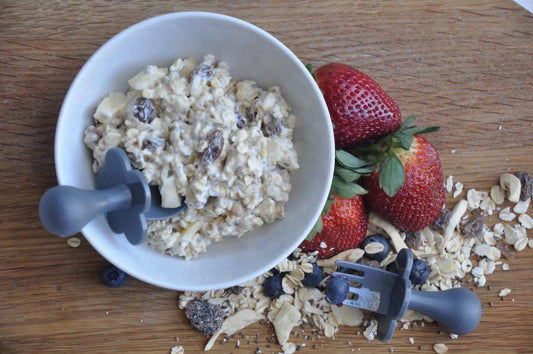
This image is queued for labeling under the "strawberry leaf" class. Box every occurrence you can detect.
[399,115,417,130]
[322,195,334,216]
[331,176,368,198]
[306,217,323,240]
[378,152,405,197]
[336,150,370,169]
[392,131,414,150]
[335,165,361,183]
[305,63,316,81]
[402,125,440,136]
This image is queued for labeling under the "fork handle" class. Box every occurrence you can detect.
[408,287,482,335]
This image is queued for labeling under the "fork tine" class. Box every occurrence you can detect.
[342,286,384,313]
[331,271,365,285]
[335,260,397,291]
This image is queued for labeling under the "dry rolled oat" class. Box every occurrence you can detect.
[433,343,449,353]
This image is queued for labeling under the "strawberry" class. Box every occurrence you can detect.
[315,63,401,148]
[299,194,368,259]
[361,134,445,232]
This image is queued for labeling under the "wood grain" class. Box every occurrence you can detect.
[1,0,532,353]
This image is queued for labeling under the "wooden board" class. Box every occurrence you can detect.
[1,1,532,352]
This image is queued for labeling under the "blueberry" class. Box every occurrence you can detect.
[263,275,285,299]
[325,276,350,305]
[360,234,390,261]
[409,259,430,285]
[301,263,323,288]
[102,265,127,288]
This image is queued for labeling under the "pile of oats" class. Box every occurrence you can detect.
[177,172,532,354]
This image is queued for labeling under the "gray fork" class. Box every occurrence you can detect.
[332,248,482,342]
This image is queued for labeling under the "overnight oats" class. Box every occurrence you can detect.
[83,54,299,259]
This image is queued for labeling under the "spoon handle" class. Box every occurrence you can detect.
[408,287,482,335]
[39,184,131,237]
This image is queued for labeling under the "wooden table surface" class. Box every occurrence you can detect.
[1,1,532,353]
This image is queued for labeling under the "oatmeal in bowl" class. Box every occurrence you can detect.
[84,54,300,259]
[54,12,334,290]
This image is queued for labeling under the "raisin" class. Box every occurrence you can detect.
[132,97,156,123]
[263,117,284,137]
[431,208,452,232]
[404,231,423,250]
[227,285,244,295]
[246,101,258,123]
[496,240,515,260]
[461,210,484,238]
[142,138,164,151]
[235,111,246,129]
[516,171,533,201]
[191,64,213,81]
[201,129,224,163]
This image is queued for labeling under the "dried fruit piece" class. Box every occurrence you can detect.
[431,208,451,232]
[132,97,156,123]
[235,111,246,129]
[201,129,224,163]
[404,231,423,250]
[461,210,484,238]
[496,240,515,260]
[142,137,164,151]
[263,116,285,137]
[516,171,532,201]
[190,63,213,81]
[184,299,224,335]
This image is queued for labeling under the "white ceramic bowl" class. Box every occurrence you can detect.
[55,12,334,291]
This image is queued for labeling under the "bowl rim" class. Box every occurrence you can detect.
[54,11,334,291]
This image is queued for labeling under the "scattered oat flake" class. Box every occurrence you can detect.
[498,288,512,297]
[433,343,448,353]
[170,345,184,354]
[67,237,81,248]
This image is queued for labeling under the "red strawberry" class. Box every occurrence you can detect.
[315,63,401,148]
[299,194,368,259]
[362,135,445,232]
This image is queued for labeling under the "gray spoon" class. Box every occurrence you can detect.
[39,148,186,245]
